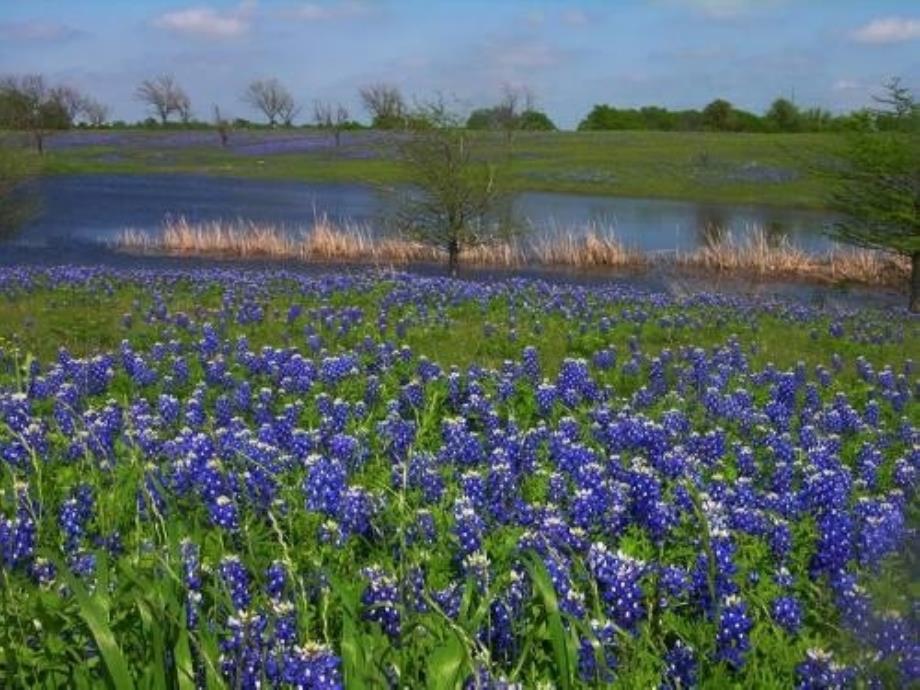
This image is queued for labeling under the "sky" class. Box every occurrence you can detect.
[0,0,918,129]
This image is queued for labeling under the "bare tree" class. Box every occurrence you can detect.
[392,104,511,275]
[50,85,86,122]
[242,78,296,127]
[213,105,231,147]
[0,74,71,154]
[135,75,188,124]
[279,97,300,127]
[495,83,535,144]
[359,83,406,129]
[175,90,192,124]
[314,100,350,146]
[81,98,110,127]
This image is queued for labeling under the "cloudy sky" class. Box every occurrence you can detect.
[1,0,918,128]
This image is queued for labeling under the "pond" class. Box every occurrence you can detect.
[5,174,839,253]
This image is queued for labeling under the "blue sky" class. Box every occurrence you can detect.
[1,0,918,128]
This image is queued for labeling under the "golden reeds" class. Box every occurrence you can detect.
[676,228,908,286]
[116,217,643,269]
[115,217,908,287]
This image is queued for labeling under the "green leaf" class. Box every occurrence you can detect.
[340,607,368,690]
[525,555,574,690]
[173,630,197,690]
[426,634,465,690]
[59,564,136,690]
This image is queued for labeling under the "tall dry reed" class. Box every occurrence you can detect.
[677,227,908,286]
[115,217,908,287]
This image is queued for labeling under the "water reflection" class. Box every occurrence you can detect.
[5,174,840,254]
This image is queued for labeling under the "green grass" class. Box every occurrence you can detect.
[35,129,846,208]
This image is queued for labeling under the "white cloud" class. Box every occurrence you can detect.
[286,1,376,22]
[833,79,862,91]
[851,17,920,45]
[152,1,256,38]
[0,20,81,41]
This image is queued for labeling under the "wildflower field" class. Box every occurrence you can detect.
[0,266,916,689]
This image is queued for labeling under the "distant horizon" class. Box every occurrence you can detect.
[1,0,918,129]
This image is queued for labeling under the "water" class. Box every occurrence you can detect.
[5,174,839,253]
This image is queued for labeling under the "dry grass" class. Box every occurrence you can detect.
[116,217,643,269]
[677,227,908,286]
[116,218,908,287]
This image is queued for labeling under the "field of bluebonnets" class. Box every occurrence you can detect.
[0,265,917,689]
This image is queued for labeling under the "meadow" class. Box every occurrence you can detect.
[30,129,844,208]
[0,265,916,689]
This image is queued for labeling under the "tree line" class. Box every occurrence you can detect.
[4,71,917,143]
[579,80,918,133]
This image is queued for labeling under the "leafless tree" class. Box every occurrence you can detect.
[81,98,110,126]
[0,74,72,154]
[314,100,350,146]
[279,97,300,127]
[175,90,192,124]
[359,83,406,129]
[496,83,535,144]
[213,105,231,147]
[242,78,296,127]
[50,85,86,121]
[135,74,189,124]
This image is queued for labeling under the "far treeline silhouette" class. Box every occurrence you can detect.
[1,72,916,134]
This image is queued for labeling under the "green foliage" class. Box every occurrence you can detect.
[466,108,556,132]
[827,130,920,256]
[766,98,801,133]
[394,125,511,272]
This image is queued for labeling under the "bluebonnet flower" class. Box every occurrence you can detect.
[303,455,346,516]
[266,561,288,601]
[361,566,400,640]
[796,648,855,690]
[661,640,697,689]
[280,643,343,689]
[339,487,376,538]
[219,555,251,611]
[772,595,803,634]
[453,498,485,557]
[587,543,646,631]
[208,495,239,532]
[578,620,617,683]
[714,596,752,670]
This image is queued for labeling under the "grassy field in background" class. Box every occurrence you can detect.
[32,129,845,208]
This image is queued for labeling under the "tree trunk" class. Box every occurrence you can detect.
[911,251,920,313]
[447,240,460,277]
[33,131,43,155]
[335,130,341,148]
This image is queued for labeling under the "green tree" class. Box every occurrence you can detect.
[826,90,919,310]
[766,97,801,132]
[393,107,511,275]
[701,99,735,131]
[518,110,556,131]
